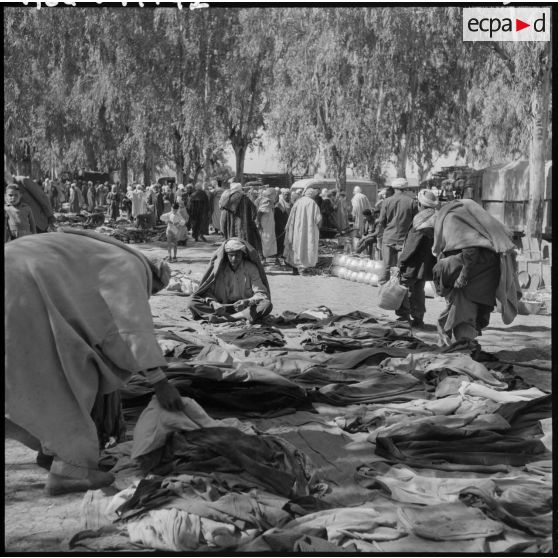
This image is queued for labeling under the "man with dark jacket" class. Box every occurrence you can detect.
[378,178,417,283]
[395,189,438,328]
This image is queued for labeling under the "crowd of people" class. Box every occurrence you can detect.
[4,170,523,498]
[5,173,521,344]
[5,170,521,343]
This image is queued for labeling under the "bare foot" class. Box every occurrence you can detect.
[45,470,115,496]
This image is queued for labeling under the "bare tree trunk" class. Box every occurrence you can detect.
[176,160,184,185]
[234,143,246,184]
[396,133,408,178]
[120,157,128,189]
[335,164,347,192]
[142,162,151,187]
[527,44,551,243]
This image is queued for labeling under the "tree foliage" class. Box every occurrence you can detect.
[4,6,551,191]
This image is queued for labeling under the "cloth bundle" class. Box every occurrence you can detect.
[214,325,285,349]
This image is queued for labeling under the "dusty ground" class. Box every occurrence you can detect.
[4,234,552,552]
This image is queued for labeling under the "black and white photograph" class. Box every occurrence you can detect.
[4,2,553,553]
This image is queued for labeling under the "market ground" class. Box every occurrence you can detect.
[4,234,552,552]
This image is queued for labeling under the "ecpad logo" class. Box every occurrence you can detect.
[463,7,550,42]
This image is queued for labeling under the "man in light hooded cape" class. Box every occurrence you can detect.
[283,187,322,274]
[351,186,372,237]
[256,186,278,261]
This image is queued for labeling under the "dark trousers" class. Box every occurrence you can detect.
[188,294,273,323]
[396,277,426,321]
[380,244,400,284]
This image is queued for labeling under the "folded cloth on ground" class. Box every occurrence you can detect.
[372,533,488,553]
[366,412,510,441]
[335,396,464,433]
[380,352,507,389]
[301,332,427,353]
[459,485,553,537]
[131,396,254,460]
[135,426,315,498]
[126,507,259,551]
[355,462,499,505]
[496,394,552,437]
[163,362,310,414]
[214,325,285,349]
[397,501,503,540]
[314,371,424,406]
[238,505,403,551]
[273,306,334,325]
[123,364,310,416]
[290,366,375,386]
[375,423,549,467]
[323,347,411,369]
[155,330,205,358]
[458,382,548,404]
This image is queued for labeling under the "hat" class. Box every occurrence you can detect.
[224,238,246,253]
[391,178,408,189]
[417,188,439,208]
[230,182,242,193]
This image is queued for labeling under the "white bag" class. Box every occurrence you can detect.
[378,269,408,310]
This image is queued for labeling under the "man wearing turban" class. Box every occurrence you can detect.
[394,189,439,328]
[187,238,272,323]
[378,178,417,283]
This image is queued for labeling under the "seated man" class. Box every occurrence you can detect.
[188,237,273,323]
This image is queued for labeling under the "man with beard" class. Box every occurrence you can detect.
[187,238,272,324]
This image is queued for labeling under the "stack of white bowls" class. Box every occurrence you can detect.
[329,255,385,287]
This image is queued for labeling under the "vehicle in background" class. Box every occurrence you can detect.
[76,170,111,184]
[157,176,177,187]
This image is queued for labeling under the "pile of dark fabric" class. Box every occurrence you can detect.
[121,362,311,418]
[213,324,286,349]
[300,319,430,352]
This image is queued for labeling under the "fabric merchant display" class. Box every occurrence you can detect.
[74,304,551,553]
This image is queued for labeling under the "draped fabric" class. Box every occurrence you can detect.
[5,230,166,474]
[433,199,521,326]
[131,191,148,218]
[320,198,338,231]
[194,238,270,299]
[351,193,371,236]
[219,190,262,252]
[257,190,277,258]
[274,195,291,256]
[283,196,322,269]
[210,187,223,231]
